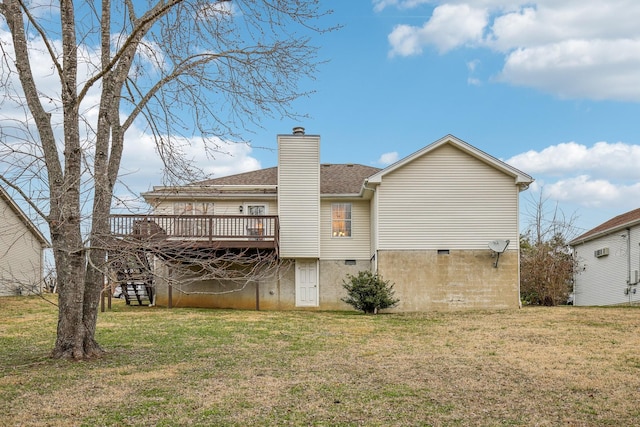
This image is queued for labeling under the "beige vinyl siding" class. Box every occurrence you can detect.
[153,202,173,215]
[320,200,371,260]
[377,144,519,250]
[278,135,320,258]
[203,199,278,215]
[0,198,44,295]
[153,199,277,215]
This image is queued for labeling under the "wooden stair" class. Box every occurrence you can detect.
[110,253,154,306]
[122,281,153,306]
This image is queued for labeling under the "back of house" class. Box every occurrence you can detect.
[126,130,532,311]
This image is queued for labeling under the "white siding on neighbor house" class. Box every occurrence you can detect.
[1,198,44,295]
[320,200,371,260]
[376,144,519,250]
[278,134,320,258]
[572,227,640,306]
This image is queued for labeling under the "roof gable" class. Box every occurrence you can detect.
[366,134,533,188]
[570,208,640,245]
[0,185,49,247]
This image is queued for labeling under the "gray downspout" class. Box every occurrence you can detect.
[627,228,631,285]
[627,228,632,304]
[362,179,378,274]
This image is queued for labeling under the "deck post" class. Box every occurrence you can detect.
[255,280,260,311]
[168,267,173,309]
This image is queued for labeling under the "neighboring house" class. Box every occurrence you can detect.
[0,185,49,296]
[111,130,533,311]
[569,208,640,306]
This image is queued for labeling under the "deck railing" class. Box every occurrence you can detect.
[109,214,279,243]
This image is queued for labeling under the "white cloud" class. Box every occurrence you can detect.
[119,127,261,195]
[380,1,640,101]
[466,59,481,85]
[388,4,487,56]
[498,39,640,101]
[373,0,431,13]
[508,140,640,211]
[542,175,631,208]
[506,141,640,180]
[0,26,261,208]
[377,151,399,165]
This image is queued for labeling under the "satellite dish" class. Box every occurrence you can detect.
[488,239,510,268]
[488,239,510,253]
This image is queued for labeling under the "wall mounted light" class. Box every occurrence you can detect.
[239,205,243,213]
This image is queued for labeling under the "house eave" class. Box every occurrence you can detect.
[142,185,278,201]
[321,193,364,200]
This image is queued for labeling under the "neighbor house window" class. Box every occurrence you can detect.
[332,203,351,237]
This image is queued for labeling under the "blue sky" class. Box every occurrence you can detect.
[139,0,637,237]
[3,1,640,237]
[250,0,640,236]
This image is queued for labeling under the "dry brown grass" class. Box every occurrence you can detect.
[1,296,639,426]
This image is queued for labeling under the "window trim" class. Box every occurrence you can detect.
[331,202,352,238]
[244,204,268,215]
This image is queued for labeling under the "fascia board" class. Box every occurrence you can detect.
[367,134,534,186]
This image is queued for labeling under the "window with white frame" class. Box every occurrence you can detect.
[332,203,351,237]
[247,205,266,216]
[246,204,267,237]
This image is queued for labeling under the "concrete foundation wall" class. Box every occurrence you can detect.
[319,259,371,310]
[152,258,370,311]
[377,249,519,311]
[151,250,517,312]
[153,261,295,310]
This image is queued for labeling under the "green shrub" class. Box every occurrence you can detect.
[341,271,399,314]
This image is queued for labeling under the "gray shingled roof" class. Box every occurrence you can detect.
[197,164,381,194]
[198,167,278,186]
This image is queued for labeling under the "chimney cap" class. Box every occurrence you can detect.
[292,126,305,135]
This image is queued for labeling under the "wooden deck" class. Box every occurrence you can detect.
[108,214,279,250]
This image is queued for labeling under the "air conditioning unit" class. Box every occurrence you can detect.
[594,247,609,258]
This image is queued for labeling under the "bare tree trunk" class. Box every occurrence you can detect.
[50,0,97,359]
[1,0,332,359]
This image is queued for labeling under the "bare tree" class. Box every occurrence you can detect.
[520,191,580,306]
[0,0,333,359]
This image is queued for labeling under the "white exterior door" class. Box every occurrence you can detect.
[295,259,319,307]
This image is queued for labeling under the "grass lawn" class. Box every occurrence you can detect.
[1,296,639,426]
